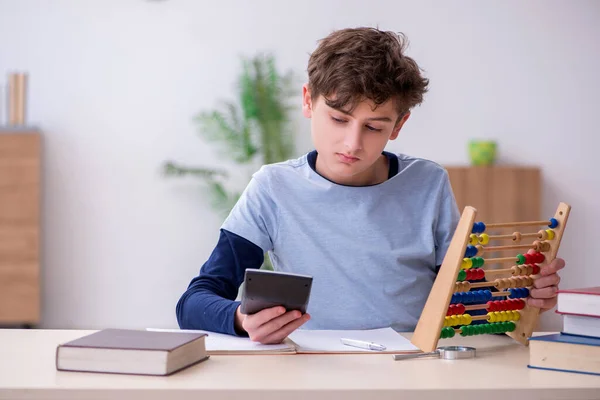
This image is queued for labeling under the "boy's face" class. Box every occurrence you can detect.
[302,84,410,186]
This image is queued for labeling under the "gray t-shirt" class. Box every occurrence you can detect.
[222,152,460,331]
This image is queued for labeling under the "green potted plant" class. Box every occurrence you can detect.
[163,53,298,268]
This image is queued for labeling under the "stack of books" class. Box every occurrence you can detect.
[528,286,600,375]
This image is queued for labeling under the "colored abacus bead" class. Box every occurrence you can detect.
[456,304,465,314]
[549,218,558,229]
[478,233,490,245]
[531,264,541,274]
[465,245,478,258]
[457,270,467,281]
[471,257,484,268]
[469,234,478,245]
[546,229,555,240]
[461,258,473,270]
[516,254,526,265]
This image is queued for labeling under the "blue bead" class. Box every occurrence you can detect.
[549,218,558,229]
[478,222,486,233]
[451,294,457,304]
[522,288,530,297]
[472,223,478,234]
[465,245,477,258]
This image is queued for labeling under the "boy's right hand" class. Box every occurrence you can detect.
[235,305,310,344]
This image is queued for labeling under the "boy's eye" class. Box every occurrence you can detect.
[331,116,347,123]
[366,125,383,132]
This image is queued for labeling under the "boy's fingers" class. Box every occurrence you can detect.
[534,273,560,289]
[261,314,311,344]
[528,297,557,310]
[250,310,302,342]
[243,306,286,331]
[540,258,565,276]
[529,286,558,299]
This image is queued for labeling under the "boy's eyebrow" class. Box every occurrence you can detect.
[335,108,393,122]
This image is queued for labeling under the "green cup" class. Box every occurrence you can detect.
[469,140,497,166]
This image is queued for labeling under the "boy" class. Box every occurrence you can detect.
[176,27,564,344]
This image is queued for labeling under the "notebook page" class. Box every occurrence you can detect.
[288,327,420,353]
[146,328,295,354]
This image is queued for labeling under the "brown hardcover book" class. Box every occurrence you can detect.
[56,329,209,376]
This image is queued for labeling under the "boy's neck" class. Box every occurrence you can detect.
[310,151,392,187]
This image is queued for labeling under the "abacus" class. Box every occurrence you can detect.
[411,202,571,352]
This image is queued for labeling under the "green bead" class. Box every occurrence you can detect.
[460,326,468,337]
[475,257,484,267]
[475,325,484,335]
[492,323,501,334]
[440,329,447,339]
[448,328,455,338]
[516,254,526,265]
[507,322,516,332]
[457,270,467,281]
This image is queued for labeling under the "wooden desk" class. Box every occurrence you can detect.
[1,329,599,400]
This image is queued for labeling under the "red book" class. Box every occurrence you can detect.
[556,287,600,318]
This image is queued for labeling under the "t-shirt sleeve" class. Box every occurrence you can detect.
[221,169,277,253]
[434,172,461,266]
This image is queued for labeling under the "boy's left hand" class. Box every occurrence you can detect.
[528,250,566,311]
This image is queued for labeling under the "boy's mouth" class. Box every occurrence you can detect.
[336,153,360,164]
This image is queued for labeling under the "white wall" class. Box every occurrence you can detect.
[0,0,598,331]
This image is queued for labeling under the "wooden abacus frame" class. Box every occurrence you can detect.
[411,202,571,352]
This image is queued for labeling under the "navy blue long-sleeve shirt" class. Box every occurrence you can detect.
[176,229,264,335]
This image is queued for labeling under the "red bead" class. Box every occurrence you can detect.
[465,270,473,280]
[457,304,465,314]
[447,306,453,316]
[518,299,526,309]
[477,268,485,280]
[524,253,533,264]
[486,301,494,312]
[535,253,545,263]
[532,264,541,274]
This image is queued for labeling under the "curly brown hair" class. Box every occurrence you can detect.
[307,27,429,121]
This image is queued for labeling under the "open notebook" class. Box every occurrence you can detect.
[147,327,419,355]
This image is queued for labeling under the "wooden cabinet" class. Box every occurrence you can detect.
[0,130,41,326]
[445,166,541,225]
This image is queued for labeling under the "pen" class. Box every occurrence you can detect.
[340,338,387,351]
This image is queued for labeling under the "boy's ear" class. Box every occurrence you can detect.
[389,111,411,140]
[302,84,312,118]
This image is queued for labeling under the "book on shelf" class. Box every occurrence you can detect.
[528,333,600,376]
[56,329,208,376]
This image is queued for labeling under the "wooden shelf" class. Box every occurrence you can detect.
[445,165,541,225]
[0,129,41,326]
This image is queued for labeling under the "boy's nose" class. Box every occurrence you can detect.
[343,128,363,152]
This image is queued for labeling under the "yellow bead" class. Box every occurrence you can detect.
[478,233,490,245]
[470,234,478,245]
[450,315,459,326]
[546,229,555,240]
[500,311,508,322]
[444,317,449,327]
[513,311,521,321]
[461,258,473,270]
[463,314,472,325]
[488,312,496,323]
